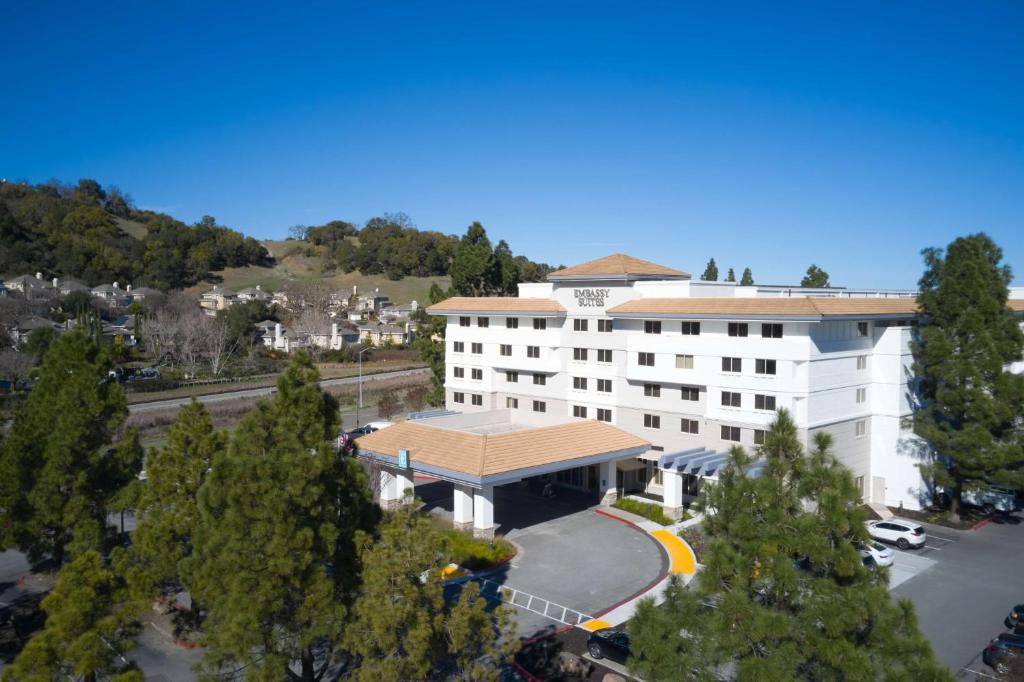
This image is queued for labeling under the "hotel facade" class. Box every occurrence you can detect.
[426,253,943,514]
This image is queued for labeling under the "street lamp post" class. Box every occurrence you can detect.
[356,346,371,428]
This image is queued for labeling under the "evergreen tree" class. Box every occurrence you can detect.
[413,283,452,406]
[700,258,719,281]
[801,264,830,287]
[913,233,1024,520]
[450,222,500,296]
[2,550,142,682]
[347,504,516,681]
[493,239,520,295]
[725,268,735,282]
[629,410,950,681]
[184,352,378,680]
[0,329,141,565]
[740,267,754,286]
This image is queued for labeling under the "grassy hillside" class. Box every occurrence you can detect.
[201,239,450,305]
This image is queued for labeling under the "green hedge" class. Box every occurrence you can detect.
[438,529,516,571]
[612,498,676,526]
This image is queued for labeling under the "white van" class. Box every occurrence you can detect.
[941,486,1019,513]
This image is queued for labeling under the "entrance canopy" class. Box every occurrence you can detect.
[659,447,766,479]
[355,410,650,489]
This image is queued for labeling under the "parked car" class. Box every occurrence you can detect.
[347,421,394,439]
[983,632,1024,675]
[1006,603,1024,630]
[940,486,1019,514]
[857,540,895,567]
[587,627,630,664]
[865,519,926,550]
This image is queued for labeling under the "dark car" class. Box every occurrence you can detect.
[983,632,1024,675]
[587,628,630,664]
[1006,603,1024,630]
[346,425,378,439]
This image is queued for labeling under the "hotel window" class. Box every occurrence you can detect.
[478,317,489,328]
[721,391,741,408]
[598,319,614,332]
[644,414,661,429]
[471,368,483,381]
[506,371,518,383]
[453,341,465,353]
[533,318,547,330]
[856,387,867,404]
[644,320,662,334]
[533,373,546,386]
[573,376,588,390]
[597,379,613,393]
[573,347,589,361]
[722,357,742,372]
[574,319,589,332]
[596,408,612,422]
[754,429,767,445]
[471,342,483,354]
[454,392,465,403]
[857,355,868,370]
[681,321,701,335]
[533,400,547,413]
[507,397,518,409]
[506,317,519,329]
[597,349,613,363]
[527,345,540,358]
[855,420,867,437]
[453,367,464,378]
[728,322,748,337]
[857,322,869,337]
[459,316,470,327]
[754,394,776,411]
[500,344,512,356]
[721,425,741,442]
[761,323,783,339]
[681,386,699,401]
[638,352,655,367]
[755,359,777,375]
[573,405,587,418]
[644,383,661,397]
[676,354,694,369]
[680,418,699,434]
[472,394,483,406]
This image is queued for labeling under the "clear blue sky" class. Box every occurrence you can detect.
[2,1,1021,288]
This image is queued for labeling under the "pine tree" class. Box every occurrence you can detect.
[913,234,1024,521]
[493,239,520,296]
[801,264,830,287]
[347,504,516,681]
[740,267,754,286]
[629,410,951,681]
[725,268,736,282]
[700,258,719,281]
[183,352,378,680]
[2,550,142,682]
[450,222,500,296]
[0,329,141,565]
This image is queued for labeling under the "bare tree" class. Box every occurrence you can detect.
[203,316,239,377]
[0,349,35,383]
[376,391,401,420]
[405,384,427,413]
[290,306,332,359]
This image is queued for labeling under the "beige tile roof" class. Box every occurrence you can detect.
[548,253,690,279]
[356,420,649,478]
[426,297,566,314]
[607,296,922,318]
[1010,300,1024,312]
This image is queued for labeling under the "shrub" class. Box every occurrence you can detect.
[677,525,706,563]
[438,528,515,571]
[612,498,675,526]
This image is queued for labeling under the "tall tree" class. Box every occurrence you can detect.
[801,264,830,287]
[913,233,1024,521]
[0,330,141,565]
[725,267,736,282]
[740,267,754,286]
[700,258,719,281]
[347,504,515,681]
[414,283,452,405]
[450,222,500,296]
[493,239,520,295]
[629,411,950,681]
[2,550,142,682]
[184,353,378,680]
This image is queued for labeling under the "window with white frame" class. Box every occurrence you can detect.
[478,317,489,328]
[500,344,512,356]
[644,414,661,429]
[471,368,482,381]
[680,418,699,434]
[597,349,613,363]
[574,319,588,332]
[533,318,546,330]
[856,387,867,403]
[506,317,519,329]
[681,386,699,401]
[573,376,588,390]
[754,394,776,411]
[596,408,612,422]
[761,323,783,338]
[644,383,661,397]
[533,373,546,386]
[638,352,655,367]
[722,357,742,372]
[573,405,587,418]
[676,354,694,369]
[597,379,613,393]
[857,322,869,337]
[471,394,483,406]
[644,320,662,334]
[506,371,518,383]
[721,425,741,442]
[681,321,700,335]
[755,359,777,375]
[453,341,465,353]
[855,420,867,437]
[532,400,546,413]
[459,316,470,327]
[754,429,767,445]
[728,322,748,337]
[471,342,483,354]
[527,345,540,358]
[507,397,518,408]
[454,392,465,403]
[721,391,741,407]
[574,347,589,361]
[453,367,464,378]
[598,319,614,332]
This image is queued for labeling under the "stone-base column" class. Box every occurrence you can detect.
[662,467,685,521]
[453,484,474,533]
[473,485,495,540]
[598,460,618,505]
[378,464,415,510]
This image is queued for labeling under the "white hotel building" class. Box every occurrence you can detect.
[425,253,947,516]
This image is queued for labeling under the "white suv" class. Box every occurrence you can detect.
[866,518,926,550]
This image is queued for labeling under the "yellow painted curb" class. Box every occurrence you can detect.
[651,529,697,575]
[580,618,612,632]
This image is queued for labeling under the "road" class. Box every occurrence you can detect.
[128,367,430,413]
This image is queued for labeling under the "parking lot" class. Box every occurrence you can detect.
[883,528,957,589]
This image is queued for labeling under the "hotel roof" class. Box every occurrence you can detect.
[607,296,922,320]
[547,253,690,281]
[355,418,649,485]
[426,297,566,315]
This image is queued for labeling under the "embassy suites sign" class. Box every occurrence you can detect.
[573,288,611,308]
